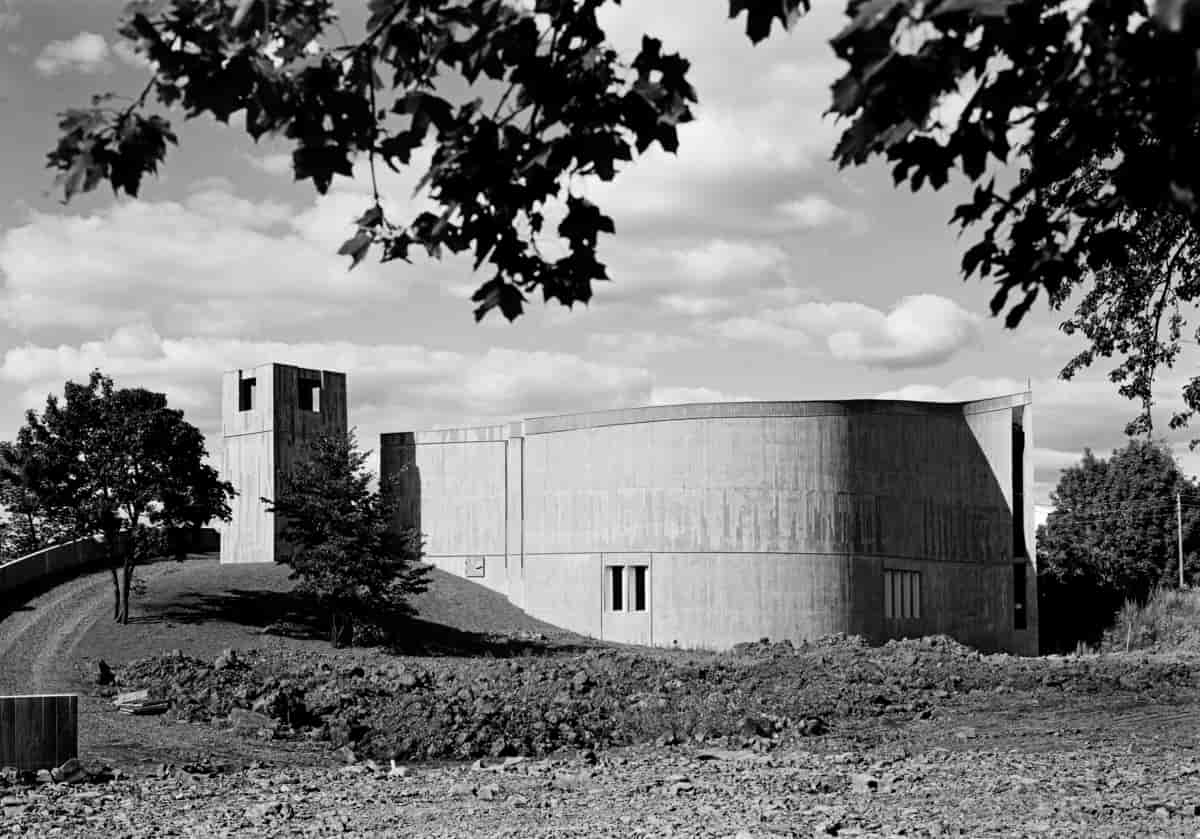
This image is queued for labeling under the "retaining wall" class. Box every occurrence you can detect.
[0,528,220,596]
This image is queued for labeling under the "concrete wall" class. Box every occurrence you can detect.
[219,364,348,564]
[0,537,110,594]
[382,395,1037,653]
[0,528,219,595]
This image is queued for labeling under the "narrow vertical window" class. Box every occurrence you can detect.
[1013,562,1027,630]
[632,566,647,612]
[1012,410,1026,557]
[238,377,256,412]
[884,569,922,619]
[609,566,624,611]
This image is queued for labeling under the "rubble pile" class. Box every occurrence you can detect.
[108,634,1199,763]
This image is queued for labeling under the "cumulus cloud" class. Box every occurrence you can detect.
[0,171,453,337]
[714,295,982,369]
[111,38,154,70]
[594,237,797,315]
[587,331,701,361]
[245,152,292,177]
[0,327,730,463]
[775,194,866,232]
[34,32,111,76]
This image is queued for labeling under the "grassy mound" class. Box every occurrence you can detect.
[1102,587,1200,652]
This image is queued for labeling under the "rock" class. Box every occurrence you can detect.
[228,708,274,732]
[95,660,114,686]
[953,727,977,741]
[478,783,500,801]
[851,773,879,794]
[333,745,358,765]
[396,670,420,689]
[213,649,239,670]
[449,781,475,797]
[798,717,827,736]
[244,800,284,823]
[50,758,87,784]
[738,715,772,739]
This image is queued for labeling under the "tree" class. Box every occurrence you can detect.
[0,439,72,558]
[46,1,1200,429]
[1036,438,1200,649]
[19,370,234,623]
[263,430,428,648]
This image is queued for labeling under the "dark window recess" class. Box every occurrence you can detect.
[632,566,647,612]
[884,569,921,619]
[609,566,623,611]
[1013,562,1028,630]
[1012,412,1026,557]
[298,377,321,412]
[238,377,256,412]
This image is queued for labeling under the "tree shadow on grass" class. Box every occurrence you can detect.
[130,587,597,658]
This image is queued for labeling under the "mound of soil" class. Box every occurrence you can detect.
[110,634,1199,763]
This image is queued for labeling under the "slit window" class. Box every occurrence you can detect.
[238,377,256,412]
[632,565,647,612]
[298,377,321,413]
[609,566,623,611]
[1013,562,1028,630]
[884,569,921,619]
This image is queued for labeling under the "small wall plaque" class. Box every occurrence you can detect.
[466,556,485,578]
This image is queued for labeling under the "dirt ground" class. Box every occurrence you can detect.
[2,558,1200,837]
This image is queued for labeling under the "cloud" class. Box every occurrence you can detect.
[775,194,866,232]
[671,239,788,285]
[0,327,726,461]
[648,386,758,405]
[594,237,798,315]
[875,375,1027,403]
[245,152,292,177]
[0,0,18,33]
[714,294,982,369]
[111,38,155,70]
[587,331,701,361]
[34,32,111,76]
[0,175,446,337]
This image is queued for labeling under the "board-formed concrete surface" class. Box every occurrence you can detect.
[219,364,348,565]
[381,395,1038,654]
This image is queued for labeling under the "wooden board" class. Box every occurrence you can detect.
[0,694,77,770]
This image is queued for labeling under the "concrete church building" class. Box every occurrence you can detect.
[219,364,1038,654]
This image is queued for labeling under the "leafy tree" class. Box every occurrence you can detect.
[18,370,234,623]
[263,430,428,648]
[0,439,72,558]
[1036,438,1200,649]
[47,0,1200,426]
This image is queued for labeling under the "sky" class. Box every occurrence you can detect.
[1,0,1198,507]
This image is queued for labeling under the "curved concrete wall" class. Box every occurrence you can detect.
[381,395,1037,654]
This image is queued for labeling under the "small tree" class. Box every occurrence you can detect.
[264,430,428,648]
[19,370,234,623]
[1037,439,1200,650]
[0,439,72,558]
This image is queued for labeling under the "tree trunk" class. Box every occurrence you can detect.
[120,561,133,626]
[109,566,121,622]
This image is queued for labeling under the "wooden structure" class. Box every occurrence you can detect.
[0,694,77,771]
[219,363,348,564]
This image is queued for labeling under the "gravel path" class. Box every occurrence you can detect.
[3,734,1199,837]
[0,566,131,696]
